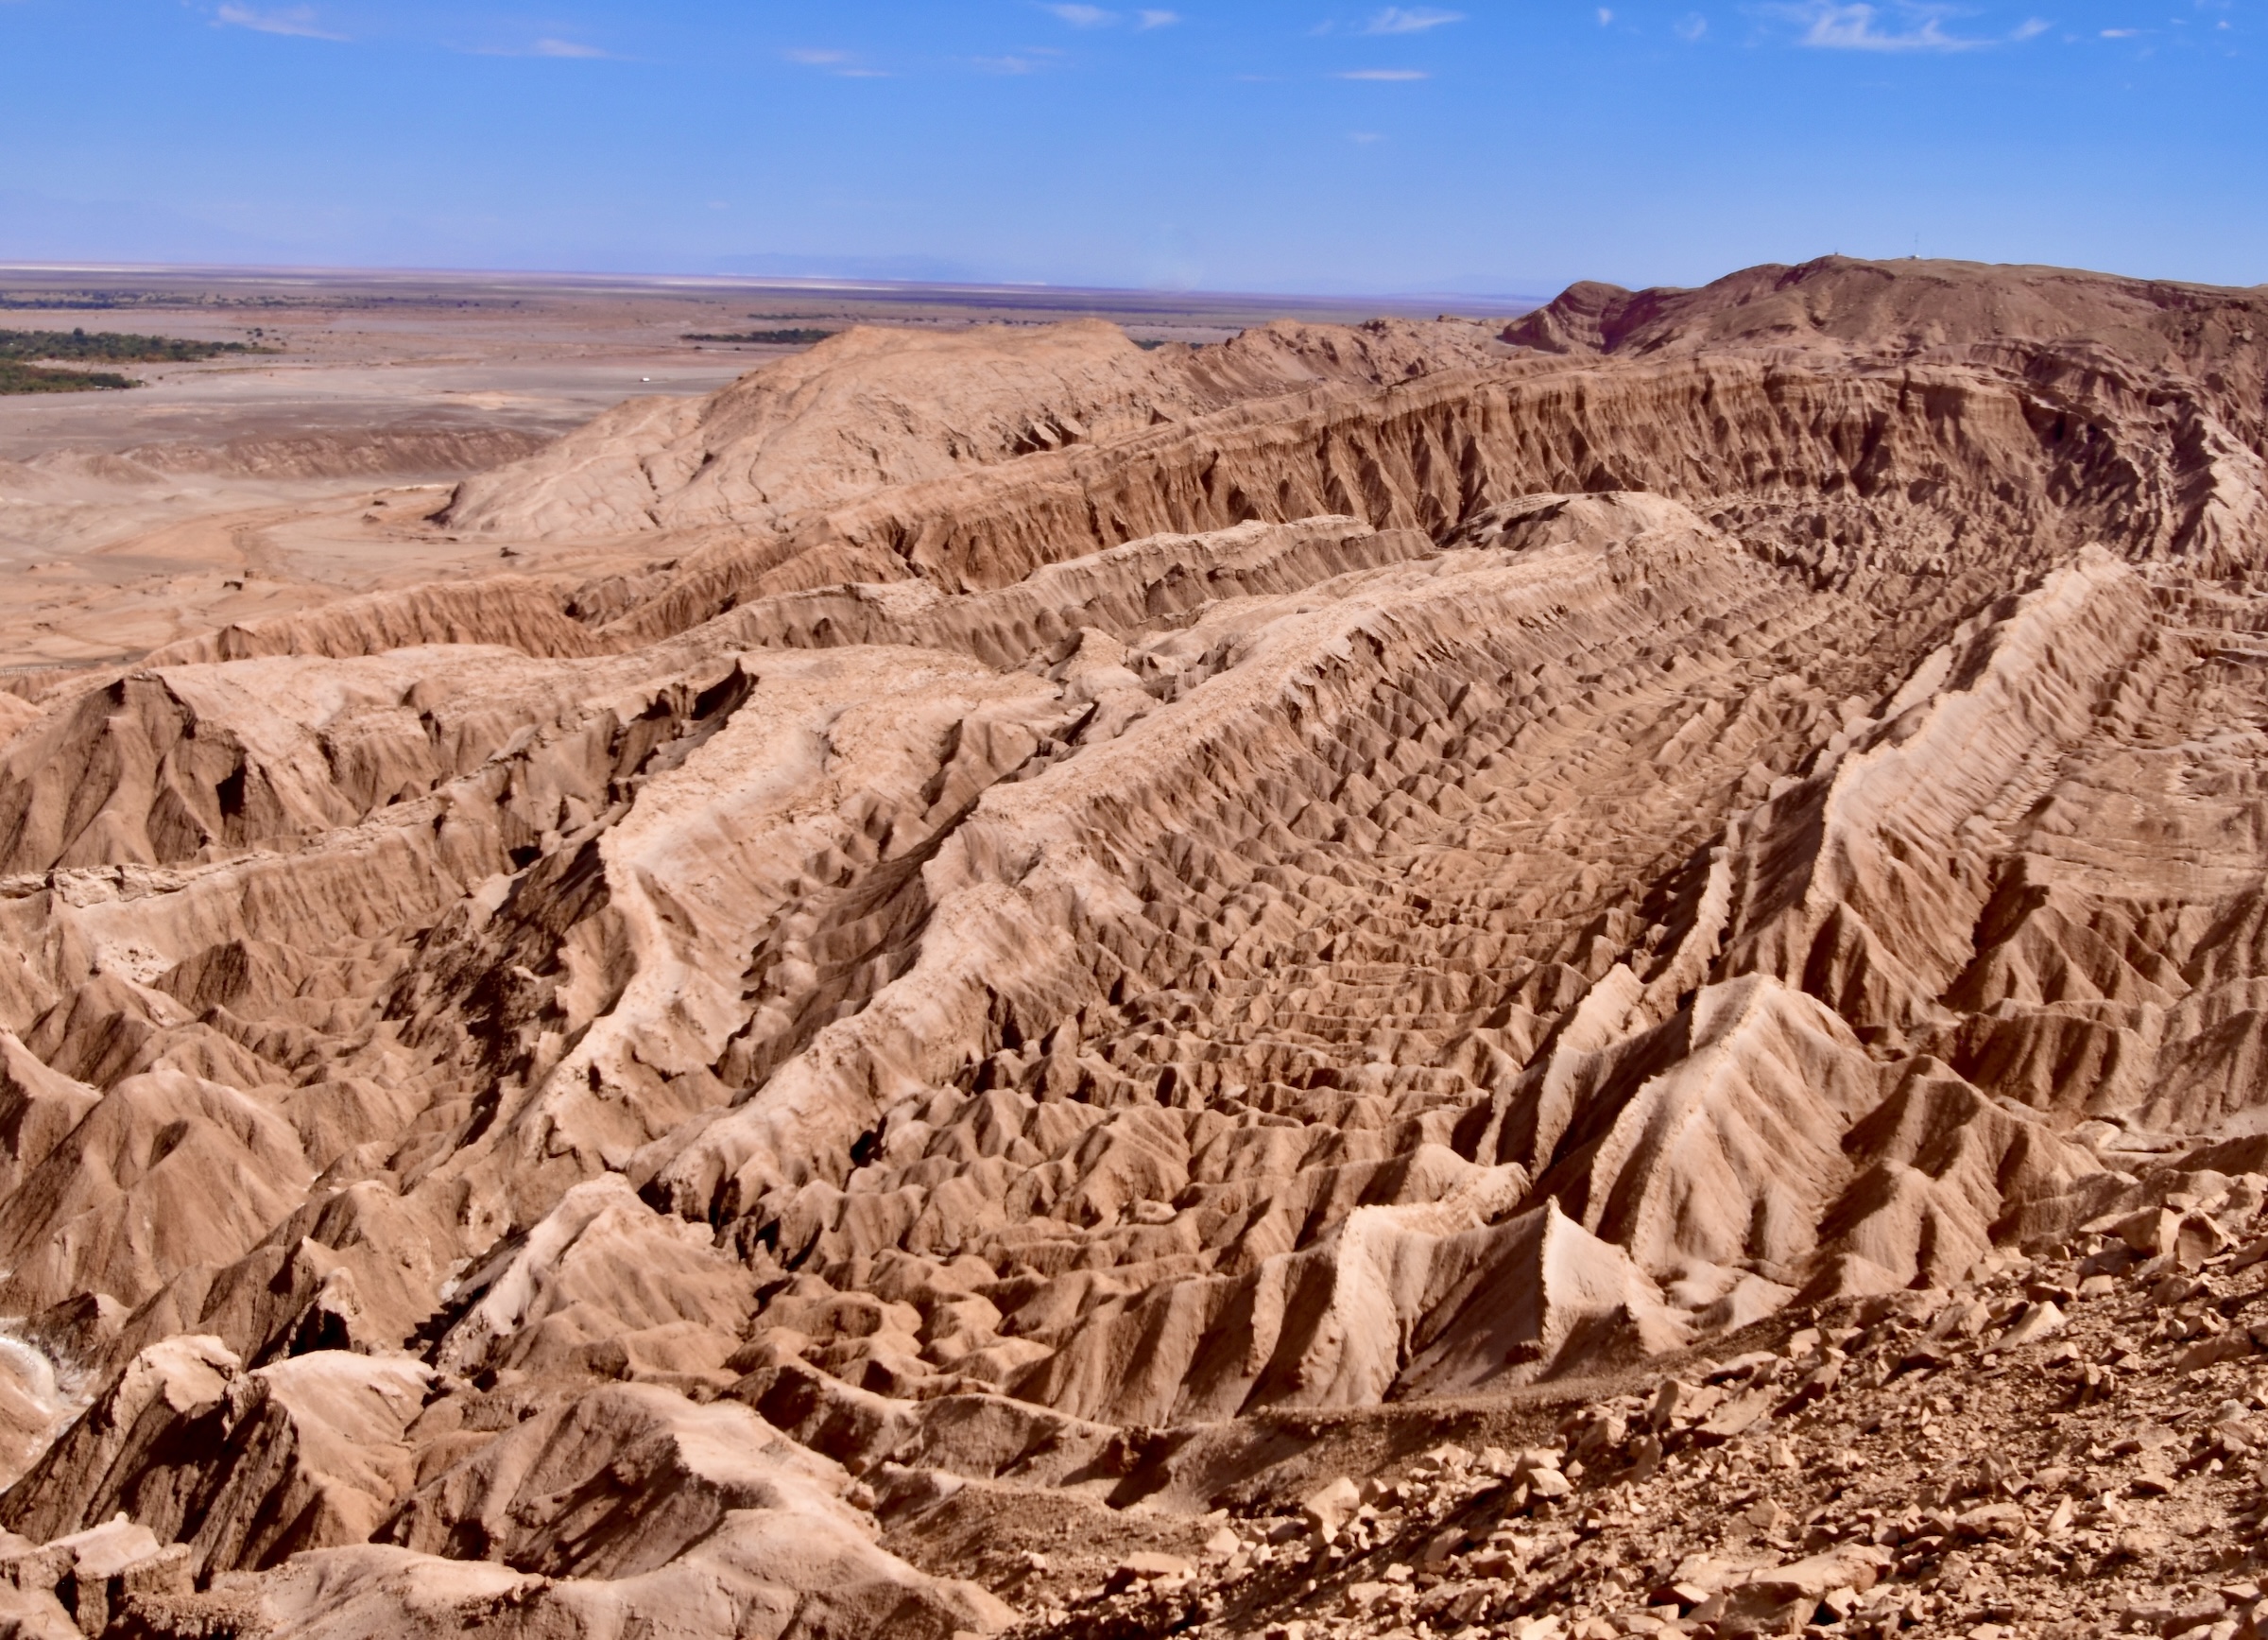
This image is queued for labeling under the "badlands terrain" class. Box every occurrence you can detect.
[0,268,1399,672]
[0,255,2264,1640]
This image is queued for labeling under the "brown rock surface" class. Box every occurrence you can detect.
[0,255,2266,1638]
[441,317,1502,544]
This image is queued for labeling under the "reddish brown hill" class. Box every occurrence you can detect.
[1503,254,2268,370]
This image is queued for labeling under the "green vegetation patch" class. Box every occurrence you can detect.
[0,360,138,394]
[681,328,837,345]
[0,327,269,365]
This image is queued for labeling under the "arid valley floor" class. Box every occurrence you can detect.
[0,269,1419,672]
[0,257,2266,1640]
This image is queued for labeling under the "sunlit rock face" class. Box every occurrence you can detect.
[0,256,2266,1639]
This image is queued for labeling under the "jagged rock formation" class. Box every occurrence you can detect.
[993,1151,2268,1640]
[0,256,2261,1638]
[441,317,1503,543]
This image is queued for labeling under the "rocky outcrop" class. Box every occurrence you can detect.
[141,578,607,667]
[443,317,1503,543]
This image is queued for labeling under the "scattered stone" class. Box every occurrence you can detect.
[1998,1301,2069,1350]
[1301,1477,1362,1543]
[1692,1388,1777,1444]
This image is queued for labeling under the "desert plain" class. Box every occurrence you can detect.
[0,268,1415,671]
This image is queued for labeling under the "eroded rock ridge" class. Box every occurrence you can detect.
[0,256,2263,1640]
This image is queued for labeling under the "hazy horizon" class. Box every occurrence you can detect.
[0,257,1552,306]
[4,1,2262,295]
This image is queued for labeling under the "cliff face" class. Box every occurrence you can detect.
[0,258,2264,1640]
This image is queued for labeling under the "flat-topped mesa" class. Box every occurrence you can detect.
[0,260,2264,1640]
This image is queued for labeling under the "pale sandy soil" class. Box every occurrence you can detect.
[0,267,1450,671]
[0,277,745,668]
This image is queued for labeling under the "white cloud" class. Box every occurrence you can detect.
[1349,129,1383,142]
[785,46,889,75]
[1138,9,1180,26]
[1338,66,1430,77]
[1597,8,1614,21]
[1675,11,1708,37]
[977,54,1046,71]
[466,36,612,59]
[213,5,346,41]
[1365,6,1463,32]
[1791,3,1983,50]
[1790,5,2051,49]
[1046,3,1116,24]
[2100,25,2139,34]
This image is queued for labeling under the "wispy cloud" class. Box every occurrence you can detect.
[784,46,890,76]
[2100,25,2140,35]
[214,4,346,41]
[1338,66,1430,78]
[1787,4,2053,49]
[1138,9,1180,26]
[1045,3,1115,24]
[1789,3,1983,50]
[466,35,613,59]
[976,54,1048,72]
[1675,12,1709,39]
[1365,6,1463,31]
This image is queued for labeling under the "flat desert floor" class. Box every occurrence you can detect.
[0,266,1497,674]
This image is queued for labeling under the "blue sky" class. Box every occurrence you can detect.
[0,1,2259,296]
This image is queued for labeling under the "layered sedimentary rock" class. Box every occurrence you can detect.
[0,256,2262,1638]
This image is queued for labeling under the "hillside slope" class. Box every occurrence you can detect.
[0,258,2262,1640]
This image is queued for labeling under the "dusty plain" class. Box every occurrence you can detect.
[0,267,1454,672]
